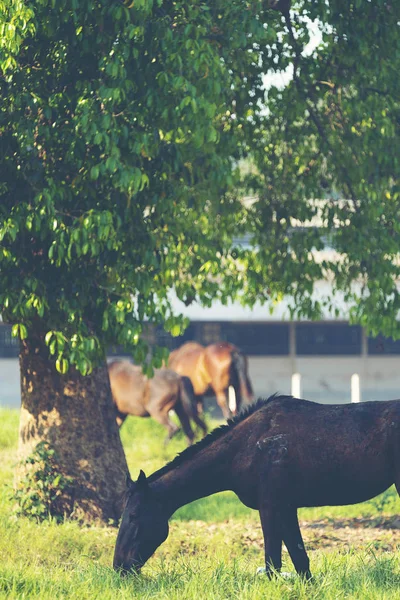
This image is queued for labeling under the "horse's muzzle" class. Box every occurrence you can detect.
[114,562,142,576]
[113,553,143,575]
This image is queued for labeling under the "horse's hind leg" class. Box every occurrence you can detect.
[193,412,208,437]
[259,504,283,578]
[281,508,311,579]
[149,410,180,445]
[173,401,195,446]
[196,395,205,415]
[215,390,231,420]
[188,395,207,436]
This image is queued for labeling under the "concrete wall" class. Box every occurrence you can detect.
[0,359,20,408]
[248,355,400,404]
[2,355,400,410]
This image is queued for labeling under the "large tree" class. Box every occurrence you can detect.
[0,0,278,521]
[1,0,399,521]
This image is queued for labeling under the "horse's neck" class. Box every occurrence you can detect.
[150,443,234,517]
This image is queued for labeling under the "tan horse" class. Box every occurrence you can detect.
[168,342,254,419]
[108,360,207,445]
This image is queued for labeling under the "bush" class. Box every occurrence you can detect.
[13,441,74,522]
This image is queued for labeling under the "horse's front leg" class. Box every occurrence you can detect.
[259,504,283,578]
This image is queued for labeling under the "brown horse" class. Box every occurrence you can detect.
[108,360,207,445]
[114,394,400,579]
[168,341,253,419]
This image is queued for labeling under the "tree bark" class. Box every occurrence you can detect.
[17,328,128,523]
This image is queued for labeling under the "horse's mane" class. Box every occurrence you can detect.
[147,394,293,483]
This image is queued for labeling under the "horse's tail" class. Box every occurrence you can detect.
[178,376,207,437]
[230,350,254,413]
[178,376,196,419]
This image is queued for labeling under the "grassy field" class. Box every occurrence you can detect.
[1,408,400,599]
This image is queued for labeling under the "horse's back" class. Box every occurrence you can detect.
[108,360,148,416]
[168,342,204,372]
[149,368,180,403]
[254,395,400,437]
[206,342,237,358]
[168,343,208,394]
[234,396,400,507]
[154,367,180,383]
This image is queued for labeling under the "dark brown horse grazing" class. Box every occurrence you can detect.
[114,394,400,579]
[108,360,207,445]
[168,341,253,419]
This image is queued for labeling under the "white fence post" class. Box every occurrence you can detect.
[291,373,301,398]
[228,385,236,413]
[351,373,360,403]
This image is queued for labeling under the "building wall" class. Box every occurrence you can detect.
[248,356,400,404]
[0,359,20,408]
[2,355,399,409]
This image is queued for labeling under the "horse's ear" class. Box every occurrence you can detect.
[126,472,134,489]
[137,469,148,488]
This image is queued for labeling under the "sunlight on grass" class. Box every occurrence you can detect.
[0,408,19,449]
[1,408,400,598]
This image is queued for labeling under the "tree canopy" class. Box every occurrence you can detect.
[1,0,400,374]
[241,1,400,336]
[0,0,273,372]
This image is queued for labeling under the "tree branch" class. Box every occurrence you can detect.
[280,9,359,205]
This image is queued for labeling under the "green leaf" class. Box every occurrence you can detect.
[90,166,100,180]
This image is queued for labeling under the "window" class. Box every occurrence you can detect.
[221,322,289,356]
[296,322,362,355]
[153,321,290,356]
[367,334,400,355]
[0,325,19,358]
[155,323,197,350]
[200,323,222,345]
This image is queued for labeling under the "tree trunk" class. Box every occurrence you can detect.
[17,328,129,523]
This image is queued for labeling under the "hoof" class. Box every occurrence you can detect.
[256,567,296,579]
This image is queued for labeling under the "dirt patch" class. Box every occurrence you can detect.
[171,517,400,554]
[299,516,400,552]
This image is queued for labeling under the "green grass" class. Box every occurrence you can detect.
[1,408,400,598]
